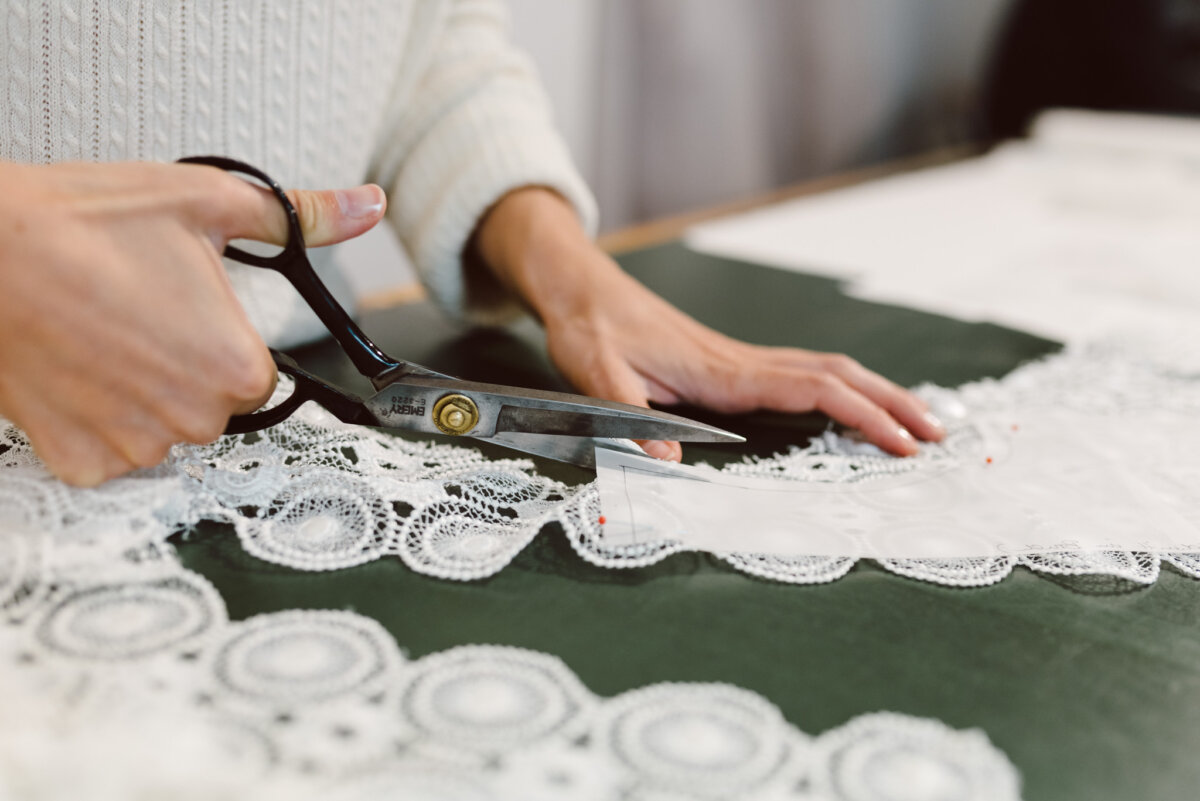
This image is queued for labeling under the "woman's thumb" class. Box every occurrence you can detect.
[286,184,386,247]
[229,182,387,247]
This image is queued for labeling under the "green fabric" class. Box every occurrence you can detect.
[177,243,1200,800]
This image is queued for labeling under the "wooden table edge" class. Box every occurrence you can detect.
[596,144,982,255]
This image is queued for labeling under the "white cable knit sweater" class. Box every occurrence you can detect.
[0,0,597,347]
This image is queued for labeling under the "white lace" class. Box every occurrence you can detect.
[20,339,1200,798]
[3,339,1195,795]
[0,382,572,582]
[0,520,1018,800]
[3,338,1200,590]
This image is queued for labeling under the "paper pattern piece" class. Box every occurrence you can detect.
[596,407,1200,560]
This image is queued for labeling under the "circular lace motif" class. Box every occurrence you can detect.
[398,500,539,580]
[398,645,590,751]
[239,477,395,569]
[200,450,289,508]
[812,713,1020,801]
[598,683,795,797]
[34,574,222,661]
[211,610,399,705]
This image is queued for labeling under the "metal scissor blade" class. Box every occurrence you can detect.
[485,433,647,469]
[492,400,741,443]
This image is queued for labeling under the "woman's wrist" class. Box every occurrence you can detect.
[472,187,618,325]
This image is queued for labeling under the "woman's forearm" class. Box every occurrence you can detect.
[472,187,621,326]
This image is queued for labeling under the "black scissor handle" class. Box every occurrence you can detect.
[176,156,400,381]
[223,350,376,435]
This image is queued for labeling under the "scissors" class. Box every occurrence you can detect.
[177,156,744,468]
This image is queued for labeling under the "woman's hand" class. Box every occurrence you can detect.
[0,160,386,486]
[474,188,944,461]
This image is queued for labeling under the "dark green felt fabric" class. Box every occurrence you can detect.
[176,243,1200,800]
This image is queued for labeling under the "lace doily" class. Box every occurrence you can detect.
[0,521,1019,800]
[2,338,1199,589]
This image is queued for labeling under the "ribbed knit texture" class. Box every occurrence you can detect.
[0,0,597,346]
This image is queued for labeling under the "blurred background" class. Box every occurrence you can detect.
[344,0,1200,297]
[506,0,1008,231]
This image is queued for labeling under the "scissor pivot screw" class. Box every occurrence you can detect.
[433,394,479,435]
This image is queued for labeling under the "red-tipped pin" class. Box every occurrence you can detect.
[598,516,607,525]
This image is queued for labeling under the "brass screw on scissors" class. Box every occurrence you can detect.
[433,394,480,435]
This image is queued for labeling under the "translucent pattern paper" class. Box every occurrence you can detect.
[596,408,1200,560]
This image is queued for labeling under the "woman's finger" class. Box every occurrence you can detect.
[29,422,135,487]
[563,349,682,462]
[762,348,943,442]
[751,367,919,456]
[822,356,944,441]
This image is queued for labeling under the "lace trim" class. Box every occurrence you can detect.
[0,523,1019,799]
[1,340,1197,592]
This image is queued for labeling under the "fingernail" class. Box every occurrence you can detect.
[922,411,945,433]
[897,427,915,443]
[643,441,676,461]
[336,185,385,220]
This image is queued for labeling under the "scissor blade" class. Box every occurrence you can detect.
[486,433,647,469]
[492,402,738,442]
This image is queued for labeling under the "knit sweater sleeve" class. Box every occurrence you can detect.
[368,0,598,325]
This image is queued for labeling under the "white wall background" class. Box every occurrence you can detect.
[341,0,1015,299]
